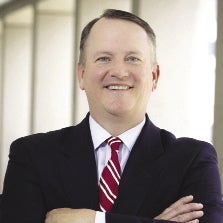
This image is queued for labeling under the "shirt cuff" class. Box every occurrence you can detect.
[95,211,106,223]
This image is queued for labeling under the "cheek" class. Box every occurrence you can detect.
[84,67,107,89]
[134,68,151,83]
[94,64,109,74]
[89,63,107,74]
[138,71,154,92]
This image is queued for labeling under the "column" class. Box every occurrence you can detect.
[32,0,74,132]
[213,0,223,182]
[0,19,3,190]
[0,6,33,191]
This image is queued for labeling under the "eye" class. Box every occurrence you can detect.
[96,56,111,63]
[126,56,140,63]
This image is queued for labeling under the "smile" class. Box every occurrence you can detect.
[106,85,132,90]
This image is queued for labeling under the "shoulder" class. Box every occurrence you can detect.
[160,128,217,162]
[9,116,89,156]
[11,126,72,147]
[144,116,216,159]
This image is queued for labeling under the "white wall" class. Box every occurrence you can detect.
[140,0,216,142]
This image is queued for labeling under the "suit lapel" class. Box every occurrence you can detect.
[56,114,165,213]
[58,115,100,210]
[112,116,164,214]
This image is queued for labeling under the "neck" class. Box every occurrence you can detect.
[90,112,145,136]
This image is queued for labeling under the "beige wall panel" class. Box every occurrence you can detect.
[33,14,74,132]
[213,0,223,182]
[0,20,3,189]
[38,0,74,12]
[5,5,33,25]
[1,26,32,191]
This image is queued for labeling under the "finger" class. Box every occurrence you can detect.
[45,208,63,222]
[177,203,203,214]
[162,203,203,220]
[46,209,57,218]
[172,210,204,222]
[161,196,194,215]
[169,195,194,209]
[188,219,199,223]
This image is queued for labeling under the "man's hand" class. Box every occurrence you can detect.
[154,195,204,223]
[45,208,96,223]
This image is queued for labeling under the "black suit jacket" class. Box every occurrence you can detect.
[2,114,223,223]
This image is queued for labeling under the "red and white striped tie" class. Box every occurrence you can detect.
[99,136,122,212]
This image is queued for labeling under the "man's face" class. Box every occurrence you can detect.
[78,18,159,123]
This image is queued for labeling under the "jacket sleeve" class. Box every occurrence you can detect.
[178,141,223,223]
[2,138,47,223]
[106,212,177,223]
[106,141,223,223]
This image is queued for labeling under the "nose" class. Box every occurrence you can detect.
[109,61,129,79]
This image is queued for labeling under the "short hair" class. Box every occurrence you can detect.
[78,9,157,65]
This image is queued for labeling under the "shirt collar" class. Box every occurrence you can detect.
[89,115,145,151]
[89,116,111,149]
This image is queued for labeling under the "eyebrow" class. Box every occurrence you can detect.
[93,50,143,56]
[93,51,113,57]
[126,51,143,55]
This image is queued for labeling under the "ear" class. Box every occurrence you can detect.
[77,63,85,90]
[152,64,160,91]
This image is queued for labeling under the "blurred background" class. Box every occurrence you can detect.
[0,0,222,192]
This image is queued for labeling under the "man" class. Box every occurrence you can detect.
[2,9,223,223]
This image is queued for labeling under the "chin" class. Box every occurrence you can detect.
[103,100,135,115]
[107,108,133,117]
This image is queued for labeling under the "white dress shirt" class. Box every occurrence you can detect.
[89,116,145,223]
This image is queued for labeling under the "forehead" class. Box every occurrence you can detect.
[85,18,151,52]
[91,17,146,33]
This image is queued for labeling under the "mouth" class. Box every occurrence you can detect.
[105,85,133,90]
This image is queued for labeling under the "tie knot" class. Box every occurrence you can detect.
[107,136,122,151]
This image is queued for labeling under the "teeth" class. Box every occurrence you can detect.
[107,85,130,90]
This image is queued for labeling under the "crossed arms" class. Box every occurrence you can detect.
[45,195,204,223]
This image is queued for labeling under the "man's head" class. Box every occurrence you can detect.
[79,9,157,66]
[77,9,160,130]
